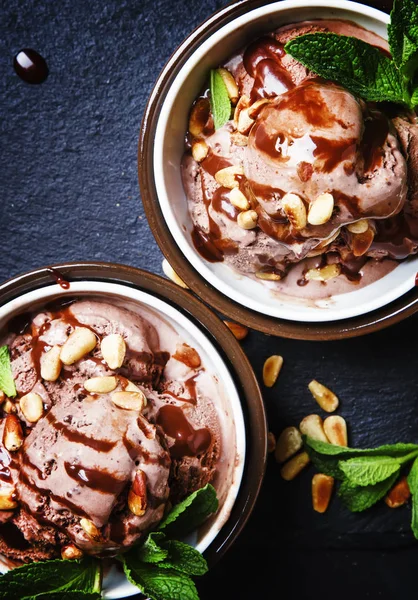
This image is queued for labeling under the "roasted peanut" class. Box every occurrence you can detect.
[299,414,328,443]
[308,380,339,413]
[275,426,302,463]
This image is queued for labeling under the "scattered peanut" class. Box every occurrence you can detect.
[256,271,281,281]
[299,414,328,443]
[217,68,239,104]
[20,392,44,423]
[162,259,189,289]
[305,264,341,282]
[323,415,348,446]
[312,473,334,513]
[40,345,62,382]
[214,165,244,189]
[84,376,118,394]
[191,140,209,162]
[0,488,18,510]
[231,132,248,146]
[101,334,126,370]
[247,98,270,118]
[307,192,334,226]
[280,451,310,481]
[128,470,148,516]
[347,219,369,234]
[173,343,201,368]
[263,355,283,388]
[60,327,97,365]
[80,518,102,541]
[61,544,84,560]
[275,426,302,463]
[385,476,411,508]
[111,391,147,411]
[223,321,249,340]
[237,210,258,230]
[229,188,250,211]
[3,414,24,452]
[308,380,339,413]
[281,193,307,230]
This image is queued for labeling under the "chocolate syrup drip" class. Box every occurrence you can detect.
[156,405,212,458]
[46,267,70,290]
[64,462,125,494]
[14,49,48,84]
[0,447,12,484]
[211,187,239,221]
[311,136,357,173]
[360,112,389,173]
[19,470,90,518]
[243,36,293,101]
[201,152,232,177]
[46,412,116,452]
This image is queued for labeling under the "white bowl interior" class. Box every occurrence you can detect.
[154,0,418,323]
[0,281,246,599]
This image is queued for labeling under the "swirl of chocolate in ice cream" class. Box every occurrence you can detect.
[182,19,418,298]
[0,300,221,562]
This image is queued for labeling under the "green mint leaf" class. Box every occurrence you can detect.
[123,557,199,600]
[0,346,17,398]
[210,69,231,130]
[21,592,101,600]
[338,471,399,512]
[158,483,218,538]
[305,436,418,458]
[407,457,418,539]
[305,445,343,479]
[285,33,408,105]
[158,540,208,576]
[136,532,169,563]
[339,456,401,486]
[0,558,101,600]
[411,85,418,106]
[388,0,418,69]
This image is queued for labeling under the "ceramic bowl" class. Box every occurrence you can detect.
[139,0,418,340]
[0,262,267,598]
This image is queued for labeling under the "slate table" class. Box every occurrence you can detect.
[1,0,418,598]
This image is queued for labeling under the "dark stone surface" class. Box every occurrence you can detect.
[1,0,418,598]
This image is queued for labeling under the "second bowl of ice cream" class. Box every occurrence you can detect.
[0,263,265,599]
[139,0,418,339]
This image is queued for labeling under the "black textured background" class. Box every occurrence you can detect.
[1,0,418,598]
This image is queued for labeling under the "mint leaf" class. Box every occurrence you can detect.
[338,471,399,512]
[0,558,101,600]
[158,483,218,537]
[0,346,16,398]
[305,436,418,458]
[137,532,168,563]
[158,540,208,576]
[339,456,401,486]
[210,69,231,130]
[123,557,199,600]
[388,0,418,70]
[408,457,418,539]
[285,33,408,105]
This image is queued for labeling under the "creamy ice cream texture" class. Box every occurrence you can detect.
[0,300,223,562]
[182,19,418,298]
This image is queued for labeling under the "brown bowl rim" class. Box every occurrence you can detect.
[138,0,418,341]
[0,261,268,566]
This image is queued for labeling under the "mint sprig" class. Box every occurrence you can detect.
[285,0,418,109]
[158,483,218,537]
[0,345,17,398]
[305,436,418,520]
[209,70,231,130]
[0,485,217,600]
[0,558,102,600]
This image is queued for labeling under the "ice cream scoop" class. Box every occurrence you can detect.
[0,299,221,561]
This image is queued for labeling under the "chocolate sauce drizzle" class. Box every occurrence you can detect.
[156,405,212,458]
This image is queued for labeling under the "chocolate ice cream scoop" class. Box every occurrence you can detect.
[0,300,221,562]
[182,18,418,297]
[15,391,170,555]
